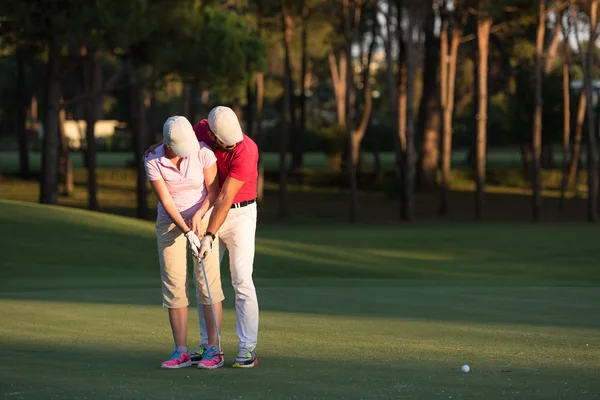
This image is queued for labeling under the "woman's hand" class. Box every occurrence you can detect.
[190,210,205,236]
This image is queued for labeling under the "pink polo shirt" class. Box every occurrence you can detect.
[193,119,258,204]
[144,142,217,222]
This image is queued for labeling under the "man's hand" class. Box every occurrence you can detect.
[199,235,213,259]
[144,140,164,158]
[189,210,204,236]
[185,231,201,259]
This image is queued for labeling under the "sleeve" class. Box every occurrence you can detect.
[199,142,217,169]
[144,159,162,181]
[228,149,252,182]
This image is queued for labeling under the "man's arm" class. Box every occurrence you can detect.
[144,140,164,158]
[189,162,219,235]
[205,176,245,236]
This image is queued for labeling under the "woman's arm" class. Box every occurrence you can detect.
[149,179,191,234]
[190,162,218,235]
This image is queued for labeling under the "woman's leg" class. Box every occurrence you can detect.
[156,219,192,368]
[203,302,222,347]
[169,307,188,347]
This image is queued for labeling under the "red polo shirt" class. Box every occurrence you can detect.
[193,119,258,204]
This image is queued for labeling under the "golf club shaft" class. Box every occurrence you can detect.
[199,257,221,351]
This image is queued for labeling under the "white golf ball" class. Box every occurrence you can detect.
[461,364,470,373]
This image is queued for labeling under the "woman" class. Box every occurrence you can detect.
[145,115,225,369]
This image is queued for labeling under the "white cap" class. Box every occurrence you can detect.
[207,106,244,146]
[163,116,199,158]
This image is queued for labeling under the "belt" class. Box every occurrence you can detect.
[231,198,256,209]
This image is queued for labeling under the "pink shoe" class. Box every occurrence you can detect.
[160,346,192,369]
[197,345,224,369]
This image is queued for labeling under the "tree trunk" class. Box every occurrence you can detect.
[293,2,309,170]
[232,98,243,124]
[344,0,359,223]
[282,12,297,173]
[280,11,294,218]
[565,92,586,190]
[532,0,546,221]
[396,0,407,218]
[417,8,440,191]
[255,72,265,204]
[128,62,149,220]
[329,52,347,127]
[383,2,402,197]
[544,20,562,74]
[582,1,598,221]
[246,79,255,139]
[559,51,571,211]
[97,61,122,120]
[439,20,450,212]
[440,17,463,215]
[351,12,376,165]
[16,48,30,179]
[40,44,61,205]
[58,98,73,196]
[373,134,382,181]
[83,53,100,211]
[475,13,491,220]
[402,9,418,221]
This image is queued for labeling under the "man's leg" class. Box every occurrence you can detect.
[219,203,259,367]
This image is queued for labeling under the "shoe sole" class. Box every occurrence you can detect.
[161,360,192,369]
[232,357,258,368]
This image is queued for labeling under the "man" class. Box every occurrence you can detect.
[146,106,260,369]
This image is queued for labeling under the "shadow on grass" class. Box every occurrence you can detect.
[1,199,600,330]
[1,282,599,330]
[1,341,598,400]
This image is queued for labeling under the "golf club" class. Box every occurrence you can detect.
[198,255,222,352]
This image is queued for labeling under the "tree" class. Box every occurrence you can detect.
[440,2,467,215]
[532,0,547,221]
[379,0,403,197]
[40,44,62,205]
[58,97,73,196]
[475,0,492,220]
[126,2,266,219]
[402,0,427,221]
[417,2,441,191]
[81,50,103,210]
[572,0,599,221]
[280,3,293,218]
[15,48,29,179]
[351,1,378,168]
[295,0,310,170]
[342,0,365,223]
[559,9,572,212]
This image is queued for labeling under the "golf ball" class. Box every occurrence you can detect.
[461,364,470,373]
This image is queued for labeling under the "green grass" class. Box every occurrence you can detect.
[1,199,599,399]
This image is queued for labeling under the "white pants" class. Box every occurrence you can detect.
[196,202,259,351]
